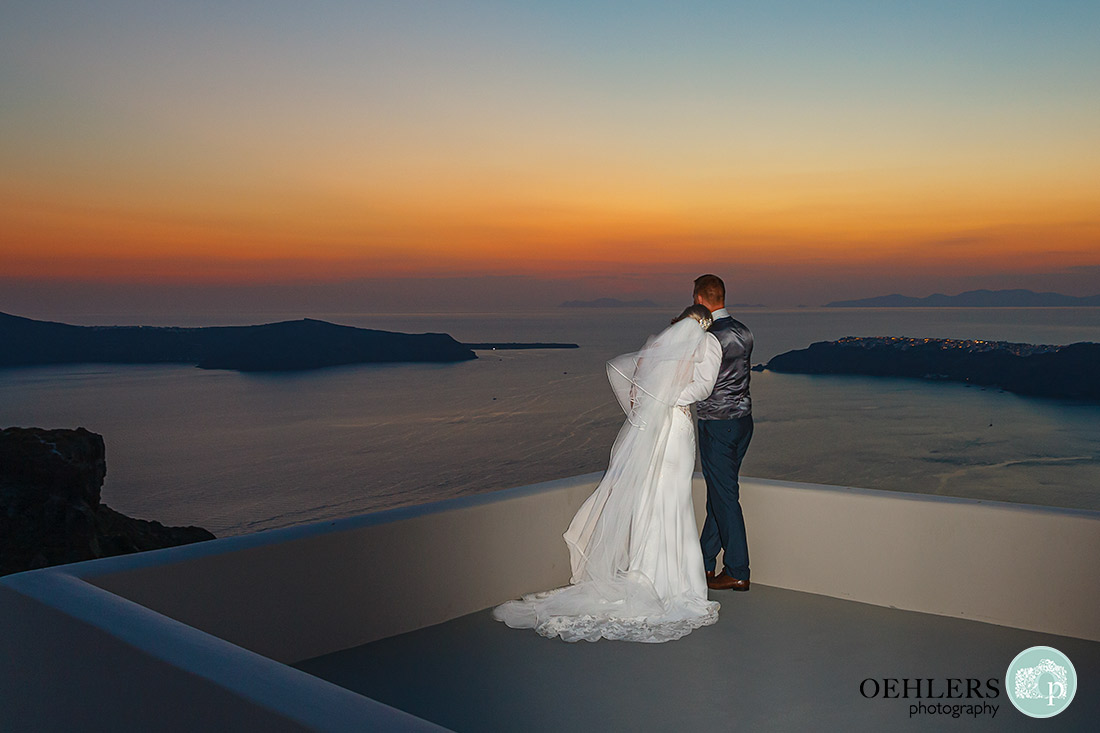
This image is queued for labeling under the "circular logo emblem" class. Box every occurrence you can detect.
[1006,646,1077,718]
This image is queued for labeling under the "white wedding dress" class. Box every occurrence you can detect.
[493,318,721,643]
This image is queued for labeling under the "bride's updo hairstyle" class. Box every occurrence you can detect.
[672,304,714,330]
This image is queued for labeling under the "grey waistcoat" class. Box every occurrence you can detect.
[696,316,753,420]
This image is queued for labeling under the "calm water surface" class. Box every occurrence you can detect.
[2,308,1098,536]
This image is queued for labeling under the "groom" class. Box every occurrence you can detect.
[693,274,755,591]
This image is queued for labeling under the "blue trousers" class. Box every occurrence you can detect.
[698,415,754,580]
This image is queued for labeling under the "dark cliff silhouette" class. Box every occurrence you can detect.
[0,427,215,576]
[760,337,1100,401]
[0,312,477,371]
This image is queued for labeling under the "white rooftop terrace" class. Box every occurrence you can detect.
[296,584,1098,732]
[2,473,1098,731]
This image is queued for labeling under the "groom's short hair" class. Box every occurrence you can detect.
[693,274,725,304]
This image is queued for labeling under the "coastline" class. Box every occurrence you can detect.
[2,307,1099,537]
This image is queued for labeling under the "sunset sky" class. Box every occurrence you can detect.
[2,1,1098,311]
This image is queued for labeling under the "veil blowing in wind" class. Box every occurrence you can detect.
[493,314,720,643]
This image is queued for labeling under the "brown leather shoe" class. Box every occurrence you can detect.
[707,571,749,591]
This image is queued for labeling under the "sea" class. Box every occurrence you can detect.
[2,307,1099,537]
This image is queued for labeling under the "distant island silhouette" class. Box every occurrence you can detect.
[561,297,660,308]
[464,342,579,350]
[824,289,1100,308]
[757,336,1099,400]
[0,312,578,372]
[561,298,765,309]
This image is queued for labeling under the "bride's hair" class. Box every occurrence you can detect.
[671,304,713,326]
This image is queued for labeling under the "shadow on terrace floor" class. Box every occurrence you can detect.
[295,585,1099,732]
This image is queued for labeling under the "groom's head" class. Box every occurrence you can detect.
[693,274,725,312]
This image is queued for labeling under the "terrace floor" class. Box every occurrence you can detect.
[294,585,1099,732]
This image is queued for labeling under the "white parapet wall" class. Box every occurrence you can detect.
[739,478,1100,638]
[2,474,1098,730]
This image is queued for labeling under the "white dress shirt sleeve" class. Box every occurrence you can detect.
[677,332,722,405]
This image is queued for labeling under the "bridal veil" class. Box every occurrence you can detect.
[492,317,719,642]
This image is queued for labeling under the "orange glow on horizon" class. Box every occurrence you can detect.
[3,169,1098,286]
[4,2,1098,302]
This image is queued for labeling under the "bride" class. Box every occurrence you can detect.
[493,305,722,643]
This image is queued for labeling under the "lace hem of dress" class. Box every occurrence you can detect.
[493,589,720,644]
[533,606,719,643]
